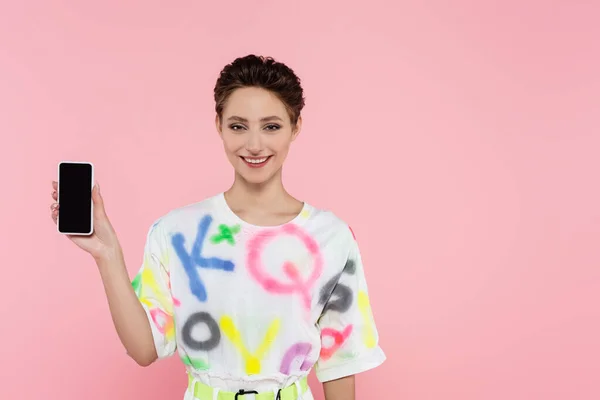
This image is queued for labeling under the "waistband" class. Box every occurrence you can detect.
[187,373,309,400]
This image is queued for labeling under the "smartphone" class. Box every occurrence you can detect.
[57,161,94,235]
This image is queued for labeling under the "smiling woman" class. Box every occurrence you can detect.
[217,86,300,182]
[51,54,385,400]
[214,56,305,186]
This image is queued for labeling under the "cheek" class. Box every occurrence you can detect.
[269,136,293,154]
[222,135,244,153]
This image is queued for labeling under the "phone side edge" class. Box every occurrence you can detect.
[56,161,63,234]
[89,163,94,235]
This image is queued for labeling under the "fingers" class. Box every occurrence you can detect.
[50,202,59,224]
[51,180,59,224]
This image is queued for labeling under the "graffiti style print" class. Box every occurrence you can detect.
[220,315,281,375]
[181,311,221,351]
[130,196,386,385]
[280,342,313,374]
[172,215,235,302]
[318,259,356,314]
[132,257,175,338]
[246,224,323,311]
[319,325,353,360]
[358,291,377,348]
[210,223,240,245]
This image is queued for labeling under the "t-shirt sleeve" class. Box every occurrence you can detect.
[131,219,177,359]
[314,226,386,382]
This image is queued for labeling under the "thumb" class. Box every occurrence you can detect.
[92,182,106,214]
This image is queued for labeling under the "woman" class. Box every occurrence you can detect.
[50,55,386,400]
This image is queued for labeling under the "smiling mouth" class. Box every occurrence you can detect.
[241,156,272,168]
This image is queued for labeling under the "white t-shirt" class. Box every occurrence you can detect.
[132,193,386,398]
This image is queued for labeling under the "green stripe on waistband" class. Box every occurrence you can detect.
[187,374,309,400]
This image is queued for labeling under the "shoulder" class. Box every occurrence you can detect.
[145,193,223,235]
[303,203,356,248]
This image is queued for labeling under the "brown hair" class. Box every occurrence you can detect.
[214,55,305,126]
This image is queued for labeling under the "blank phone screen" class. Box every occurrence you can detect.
[58,163,93,234]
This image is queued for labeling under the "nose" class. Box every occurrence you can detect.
[245,130,263,154]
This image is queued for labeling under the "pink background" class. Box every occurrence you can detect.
[1,1,599,399]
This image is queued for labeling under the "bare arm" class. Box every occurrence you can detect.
[51,181,157,366]
[96,249,158,366]
[323,375,355,400]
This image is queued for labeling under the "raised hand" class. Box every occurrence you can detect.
[51,181,121,261]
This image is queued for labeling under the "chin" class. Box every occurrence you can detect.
[232,157,281,185]
[235,164,279,185]
[238,172,273,185]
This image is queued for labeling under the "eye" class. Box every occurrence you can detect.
[264,124,281,131]
[229,124,246,131]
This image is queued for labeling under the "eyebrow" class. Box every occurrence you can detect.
[227,115,284,123]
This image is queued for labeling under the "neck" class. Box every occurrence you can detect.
[225,168,290,210]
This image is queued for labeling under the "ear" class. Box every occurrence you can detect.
[215,114,223,137]
[291,116,302,141]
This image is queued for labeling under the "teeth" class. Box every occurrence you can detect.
[244,157,268,164]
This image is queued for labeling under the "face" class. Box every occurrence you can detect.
[216,86,301,185]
